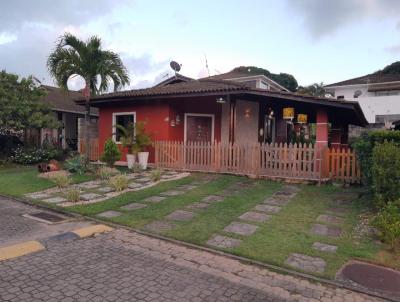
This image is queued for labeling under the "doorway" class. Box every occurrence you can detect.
[184,114,214,143]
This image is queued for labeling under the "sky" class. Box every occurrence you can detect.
[1,0,400,90]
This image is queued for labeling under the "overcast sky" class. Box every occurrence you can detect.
[1,0,400,90]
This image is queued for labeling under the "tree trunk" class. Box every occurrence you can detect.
[83,83,91,159]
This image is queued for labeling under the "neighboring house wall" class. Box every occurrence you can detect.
[234,100,259,144]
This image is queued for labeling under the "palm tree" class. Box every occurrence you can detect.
[47,33,130,157]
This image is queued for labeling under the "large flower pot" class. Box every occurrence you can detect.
[126,154,136,169]
[138,152,149,170]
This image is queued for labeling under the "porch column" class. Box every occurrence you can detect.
[315,109,328,150]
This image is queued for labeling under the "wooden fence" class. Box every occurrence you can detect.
[79,138,100,161]
[154,141,361,183]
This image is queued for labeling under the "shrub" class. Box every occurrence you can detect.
[10,143,64,165]
[131,162,142,173]
[49,172,71,189]
[150,169,162,182]
[371,141,400,205]
[101,139,121,166]
[64,155,89,175]
[108,174,128,191]
[96,166,120,180]
[373,202,400,251]
[353,130,400,185]
[66,187,80,203]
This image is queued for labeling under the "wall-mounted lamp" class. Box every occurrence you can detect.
[283,107,295,120]
[244,108,251,118]
[216,97,226,104]
[297,114,308,124]
[164,116,170,122]
[175,115,180,125]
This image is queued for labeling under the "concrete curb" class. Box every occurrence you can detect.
[72,224,113,238]
[0,240,45,262]
[2,194,396,302]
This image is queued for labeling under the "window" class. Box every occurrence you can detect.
[112,112,136,143]
[375,90,400,96]
[337,96,344,100]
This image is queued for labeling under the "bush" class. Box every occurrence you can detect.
[96,166,120,180]
[10,143,64,165]
[66,187,80,203]
[108,174,128,191]
[373,202,400,251]
[131,162,142,173]
[0,134,23,158]
[150,169,162,182]
[101,139,121,166]
[371,141,400,205]
[64,155,89,175]
[353,130,400,185]
[49,172,71,189]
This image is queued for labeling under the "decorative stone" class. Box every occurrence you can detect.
[254,204,281,214]
[80,193,103,201]
[239,211,271,223]
[317,214,344,225]
[96,210,122,218]
[78,183,101,189]
[143,196,166,203]
[128,182,142,189]
[311,223,342,237]
[202,195,225,203]
[160,190,185,196]
[224,222,258,236]
[285,253,326,273]
[186,202,210,210]
[207,234,242,249]
[166,210,195,221]
[43,196,67,204]
[312,242,338,253]
[26,192,51,199]
[120,203,147,210]
[144,221,175,233]
[97,186,115,193]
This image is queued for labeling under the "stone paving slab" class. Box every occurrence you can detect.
[186,202,210,210]
[78,183,101,189]
[317,214,344,225]
[312,242,338,253]
[216,189,240,197]
[202,195,225,203]
[263,197,289,206]
[96,210,122,218]
[311,223,342,237]
[143,196,166,203]
[177,184,198,191]
[160,190,185,196]
[80,193,103,201]
[43,196,67,204]
[135,177,151,183]
[143,220,175,233]
[26,192,51,200]
[97,186,115,193]
[282,185,301,193]
[274,191,296,198]
[285,253,326,273]
[207,234,242,249]
[128,182,142,189]
[120,203,147,211]
[166,210,195,221]
[254,204,281,214]
[239,211,271,223]
[326,207,349,216]
[224,222,259,236]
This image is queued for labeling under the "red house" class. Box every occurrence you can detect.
[77,70,367,181]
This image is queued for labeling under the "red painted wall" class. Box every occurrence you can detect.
[97,96,222,164]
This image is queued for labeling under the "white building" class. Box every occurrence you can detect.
[325,73,400,127]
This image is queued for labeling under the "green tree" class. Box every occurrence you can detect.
[297,82,327,97]
[0,70,58,138]
[47,33,130,156]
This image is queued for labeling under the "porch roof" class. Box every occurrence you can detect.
[75,79,368,126]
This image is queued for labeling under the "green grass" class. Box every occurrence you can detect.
[0,164,94,197]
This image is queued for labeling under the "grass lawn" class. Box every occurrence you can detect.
[63,173,396,279]
[0,164,93,197]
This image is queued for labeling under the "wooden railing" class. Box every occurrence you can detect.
[155,141,322,181]
[79,138,100,161]
[155,141,361,183]
[323,147,361,184]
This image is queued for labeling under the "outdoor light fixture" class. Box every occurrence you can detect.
[297,114,308,124]
[283,107,295,120]
[245,108,251,118]
[175,115,180,125]
[216,97,226,104]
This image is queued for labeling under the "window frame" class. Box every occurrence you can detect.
[112,112,136,144]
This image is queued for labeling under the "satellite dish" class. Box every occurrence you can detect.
[170,61,181,73]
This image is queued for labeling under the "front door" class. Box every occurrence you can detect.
[185,115,213,142]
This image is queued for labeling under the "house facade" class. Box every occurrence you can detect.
[77,71,367,164]
[325,72,400,129]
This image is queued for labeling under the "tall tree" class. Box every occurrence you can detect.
[0,70,58,137]
[47,33,130,157]
[297,82,327,97]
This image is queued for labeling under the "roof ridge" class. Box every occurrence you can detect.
[198,78,250,88]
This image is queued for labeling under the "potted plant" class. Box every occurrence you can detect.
[133,122,153,170]
[115,122,136,168]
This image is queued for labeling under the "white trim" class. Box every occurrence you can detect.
[325,80,400,89]
[112,111,136,144]
[184,113,215,143]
